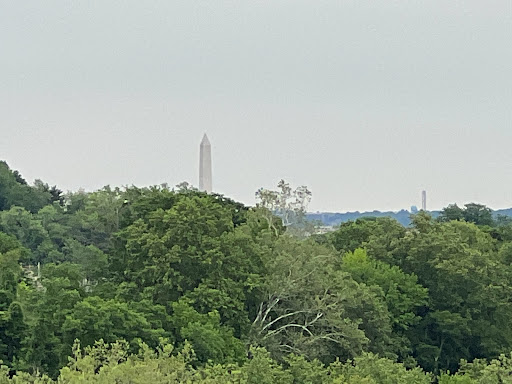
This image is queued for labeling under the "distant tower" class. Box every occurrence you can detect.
[199,134,212,193]
[421,190,427,211]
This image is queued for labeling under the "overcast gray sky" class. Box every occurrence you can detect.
[1,1,511,212]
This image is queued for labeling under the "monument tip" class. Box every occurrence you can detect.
[201,133,210,145]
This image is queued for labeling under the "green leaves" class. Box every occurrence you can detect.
[0,162,52,213]
[342,249,428,361]
[250,237,391,363]
[398,219,512,373]
[337,353,432,384]
[62,297,166,354]
[171,300,245,364]
[342,249,427,332]
[2,173,512,381]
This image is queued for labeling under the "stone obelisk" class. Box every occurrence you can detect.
[199,134,212,193]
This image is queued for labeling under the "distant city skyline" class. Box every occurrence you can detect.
[1,2,511,212]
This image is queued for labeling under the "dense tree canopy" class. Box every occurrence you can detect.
[0,163,511,383]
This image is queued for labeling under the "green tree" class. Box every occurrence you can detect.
[333,353,431,384]
[462,203,494,226]
[250,236,392,363]
[62,296,166,356]
[22,263,84,375]
[0,207,58,263]
[398,217,512,373]
[170,300,245,364]
[0,233,28,367]
[62,240,108,281]
[255,180,313,238]
[438,204,464,222]
[326,217,406,265]
[0,162,52,213]
[342,248,428,361]
[438,203,494,227]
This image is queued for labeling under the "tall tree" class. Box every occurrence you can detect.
[342,248,428,362]
[255,180,312,238]
[250,236,393,363]
[399,216,512,373]
[0,233,27,366]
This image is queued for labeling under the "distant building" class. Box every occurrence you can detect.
[411,205,418,214]
[421,190,427,211]
[199,134,212,193]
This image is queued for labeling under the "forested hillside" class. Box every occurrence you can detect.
[308,206,512,227]
[1,161,512,383]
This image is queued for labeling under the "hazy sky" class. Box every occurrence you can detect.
[1,1,511,212]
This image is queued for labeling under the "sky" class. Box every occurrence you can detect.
[1,1,511,212]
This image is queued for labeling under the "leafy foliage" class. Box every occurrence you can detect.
[0,163,511,382]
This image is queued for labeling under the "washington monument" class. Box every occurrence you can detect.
[199,134,212,193]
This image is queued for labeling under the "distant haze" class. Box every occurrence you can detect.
[1,1,511,212]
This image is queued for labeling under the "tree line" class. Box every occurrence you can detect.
[0,161,511,383]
